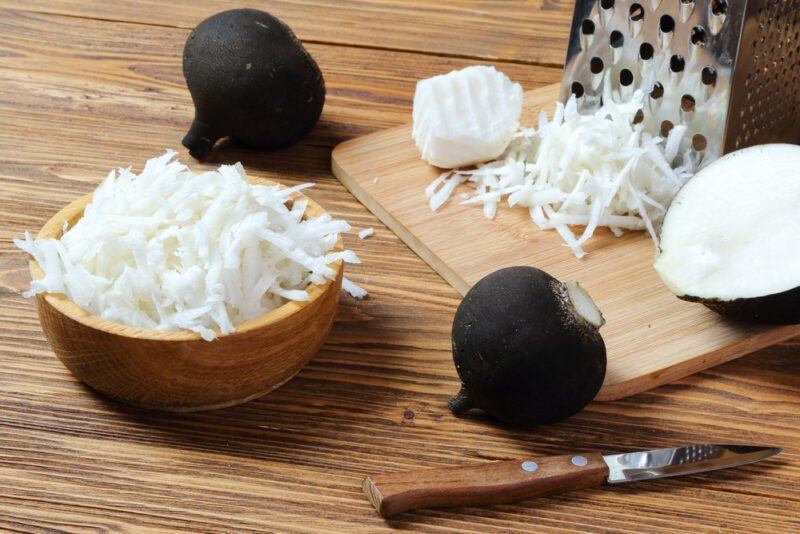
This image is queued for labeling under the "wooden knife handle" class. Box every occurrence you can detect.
[363,452,609,517]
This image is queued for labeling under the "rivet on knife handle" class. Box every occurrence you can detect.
[362,452,609,518]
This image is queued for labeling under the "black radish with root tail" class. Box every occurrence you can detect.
[182,9,325,160]
[449,266,606,426]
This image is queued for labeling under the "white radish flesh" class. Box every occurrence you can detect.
[655,144,800,301]
[412,65,523,169]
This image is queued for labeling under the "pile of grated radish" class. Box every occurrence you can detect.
[15,151,365,341]
[426,86,710,258]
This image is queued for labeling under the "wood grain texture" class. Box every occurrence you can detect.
[0,8,561,158]
[365,453,609,517]
[31,190,342,412]
[331,82,800,401]
[0,0,573,66]
[0,2,799,533]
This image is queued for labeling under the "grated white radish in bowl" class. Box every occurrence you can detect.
[16,151,366,341]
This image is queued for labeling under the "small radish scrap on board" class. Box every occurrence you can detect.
[16,151,366,341]
[426,77,710,258]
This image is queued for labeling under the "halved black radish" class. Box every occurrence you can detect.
[655,143,800,323]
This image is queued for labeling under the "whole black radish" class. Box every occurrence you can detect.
[449,266,606,426]
[182,9,326,160]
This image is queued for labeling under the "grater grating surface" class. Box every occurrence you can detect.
[561,0,800,160]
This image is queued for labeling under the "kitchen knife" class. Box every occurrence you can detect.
[363,444,779,517]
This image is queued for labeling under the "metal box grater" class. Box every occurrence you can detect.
[560,0,800,159]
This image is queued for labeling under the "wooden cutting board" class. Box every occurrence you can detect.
[331,82,800,401]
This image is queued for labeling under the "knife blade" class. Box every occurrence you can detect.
[363,444,780,517]
[604,444,780,483]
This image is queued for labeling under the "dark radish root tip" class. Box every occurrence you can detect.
[182,119,220,161]
[448,387,473,415]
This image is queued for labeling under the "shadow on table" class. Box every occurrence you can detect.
[83,328,799,466]
[179,116,360,179]
[79,300,451,463]
[73,310,798,524]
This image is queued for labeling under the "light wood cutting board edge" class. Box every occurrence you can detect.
[332,153,471,295]
[331,83,800,401]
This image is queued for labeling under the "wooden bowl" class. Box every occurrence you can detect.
[29,187,343,412]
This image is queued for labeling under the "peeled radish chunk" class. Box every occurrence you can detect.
[412,66,523,169]
[655,144,800,324]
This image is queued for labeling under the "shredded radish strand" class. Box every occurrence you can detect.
[426,90,709,258]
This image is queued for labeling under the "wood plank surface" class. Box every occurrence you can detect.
[331,83,800,401]
[0,2,798,533]
[0,0,573,66]
[0,9,561,158]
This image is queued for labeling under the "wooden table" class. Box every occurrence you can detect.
[0,2,797,532]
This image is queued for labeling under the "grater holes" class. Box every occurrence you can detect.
[562,0,800,152]
[709,0,728,34]
[640,42,654,61]
[650,82,664,99]
[590,57,605,74]
[660,120,674,136]
[702,66,717,86]
[681,94,696,112]
[628,2,645,36]
[599,0,614,26]
[691,26,707,47]
[580,18,596,48]
[660,14,675,33]
[659,14,675,47]
[610,30,624,48]
[738,0,800,147]
[629,3,644,21]
[680,0,695,23]
[571,81,585,98]
[670,54,686,73]
[620,69,634,86]
[633,109,644,125]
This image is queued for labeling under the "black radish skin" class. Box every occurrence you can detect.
[182,9,326,160]
[449,267,606,426]
[681,288,800,324]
